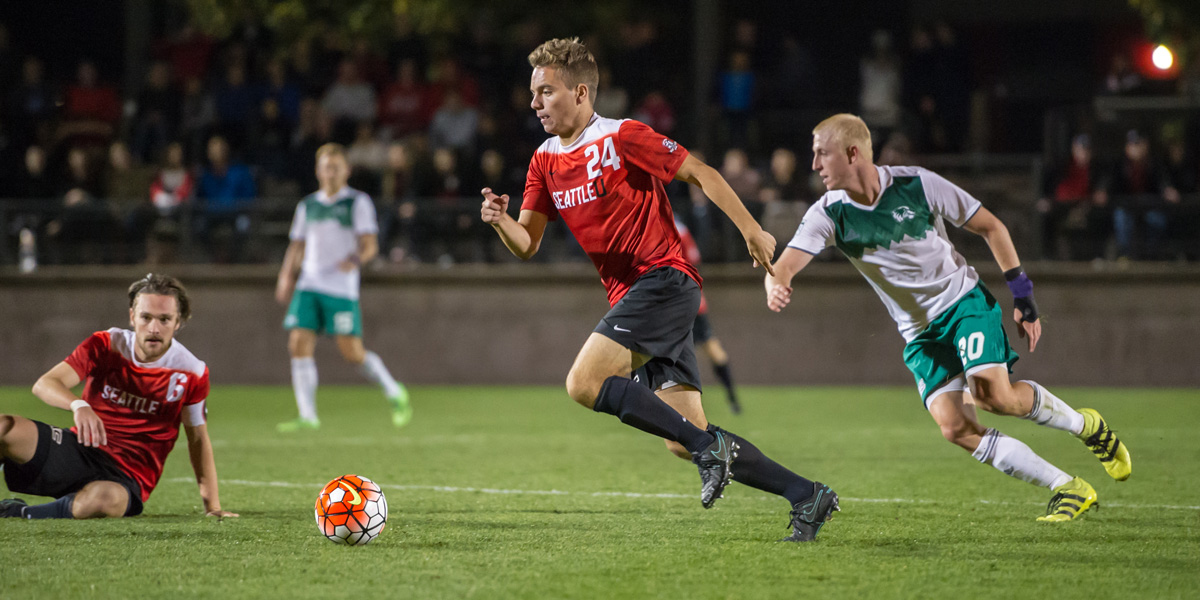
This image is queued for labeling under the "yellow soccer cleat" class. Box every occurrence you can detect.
[277,417,320,433]
[1036,477,1098,522]
[388,385,413,428]
[1077,408,1131,481]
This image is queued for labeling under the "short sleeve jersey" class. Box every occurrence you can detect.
[64,328,210,502]
[289,186,379,300]
[522,114,700,306]
[673,217,708,316]
[789,165,983,341]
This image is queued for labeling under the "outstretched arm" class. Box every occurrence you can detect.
[674,154,775,275]
[764,248,816,312]
[184,423,237,518]
[964,206,1042,351]
[480,188,548,260]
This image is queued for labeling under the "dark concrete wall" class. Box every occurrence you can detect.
[2,263,1199,389]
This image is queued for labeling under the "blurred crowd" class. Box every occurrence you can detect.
[0,14,1197,266]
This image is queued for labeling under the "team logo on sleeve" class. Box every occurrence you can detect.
[892,206,917,223]
[662,138,679,153]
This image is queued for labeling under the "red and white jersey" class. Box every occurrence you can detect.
[522,114,701,306]
[673,218,709,316]
[64,328,210,502]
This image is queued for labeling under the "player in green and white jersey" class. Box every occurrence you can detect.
[766,114,1131,522]
[275,144,411,431]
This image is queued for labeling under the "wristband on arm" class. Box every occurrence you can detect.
[70,400,90,412]
[1004,266,1040,322]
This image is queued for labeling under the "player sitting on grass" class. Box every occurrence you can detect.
[766,114,1131,522]
[1,274,237,519]
[275,144,411,432]
[481,37,836,541]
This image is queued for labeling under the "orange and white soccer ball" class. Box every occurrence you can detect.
[315,475,388,545]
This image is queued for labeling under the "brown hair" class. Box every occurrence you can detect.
[315,143,347,161]
[527,37,599,95]
[813,113,874,163]
[128,273,191,322]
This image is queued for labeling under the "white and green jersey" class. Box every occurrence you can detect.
[289,186,378,300]
[789,165,983,342]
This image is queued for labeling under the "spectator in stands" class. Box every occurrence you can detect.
[213,63,257,150]
[105,142,156,263]
[4,146,56,255]
[877,131,914,166]
[150,142,194,218]
[717,51,756,150]
[593,66,629,119]
[428,90,480,157]
[414,146,476,263]
[196,135,256,262]
[45,149,117,265]
[262,58,302,126]
[428,57,480,110]
[7,57,54,149]
[378,141,416,261]
[15,146,55,200]
[59,60,122,148]
[1037,134,1109,260]
[250,97,296,198]
[378,59,432,141]
[1110,129,1170,260]
[349,39,389,90]
[322,59,377,142]
[759,148,808,243]
[1102,53,1144,95]
[860,30,902,142]
[160,21,214,85]
[179,77,217,164]
[347,122,388,173]
[632,91,675,135]
[129,61,178,163]
[1163,134,1199,259]
[289,101,335,190]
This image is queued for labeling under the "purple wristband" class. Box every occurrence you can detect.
[1005,267,1033,298]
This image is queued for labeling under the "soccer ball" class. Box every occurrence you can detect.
[314,474,388,545]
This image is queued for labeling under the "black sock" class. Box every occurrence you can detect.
[593,375,714,454]
[712,363,738,403]
[714,426,815,504]
[22,494,75,519]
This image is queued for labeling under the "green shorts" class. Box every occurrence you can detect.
[283,290,362,337]
[902,283,1019,405]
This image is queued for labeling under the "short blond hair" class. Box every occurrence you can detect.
[813,113,873,162]
[315,143,347,161]
[528,37,599,95]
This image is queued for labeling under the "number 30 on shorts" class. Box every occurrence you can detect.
[957,332,985,363]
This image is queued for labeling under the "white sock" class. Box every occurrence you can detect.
[360,351,402,399]
[971,428,1073,489]
[1019,380,1085,435]
[291,357,318,421]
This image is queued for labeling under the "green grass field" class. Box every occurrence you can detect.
[1,385,1198,599]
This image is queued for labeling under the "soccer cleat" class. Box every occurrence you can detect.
[692,429,738,509]
[1036,477,1098,522]
[276,417,320,433]
[780,482,840,542]
[1077,408,1131,481]
[388,385,412,428]
[0,497,28,518]
[728,398,743,416]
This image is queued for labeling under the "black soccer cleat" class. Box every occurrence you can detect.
[728,398,743,415]
[0,497,28,518]
[692,429,738,509]
[781,482,839,542]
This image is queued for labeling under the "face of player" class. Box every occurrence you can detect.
[129,293,182,363]
[530,66,588,140]
[316,153,350,192]
[811,130,856,192]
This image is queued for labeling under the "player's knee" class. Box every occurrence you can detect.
[340,346,365,365]
[73,484,128,519]
[664,440,691,460]
[0,414,14,440]
[564,369,599,409]
[939,422,976,450]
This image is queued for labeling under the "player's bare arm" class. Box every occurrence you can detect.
[275,240,305,305]
[481,187,549,260]
[674,154,775,275]
[764,248,816,313]
[964,206,1042,350]
[32,361,105,448]
[339,233,377,272]
[184,423,237,518]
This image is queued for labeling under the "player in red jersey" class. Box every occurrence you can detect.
[481,38,837,541]
[0,274,236,519]
[674,217,742,414]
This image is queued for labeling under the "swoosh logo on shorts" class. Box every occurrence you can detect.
[338,481,363,506]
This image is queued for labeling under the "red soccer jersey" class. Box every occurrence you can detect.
[673,218,709,316]
[64,328,210,502]
[522,114,701,306]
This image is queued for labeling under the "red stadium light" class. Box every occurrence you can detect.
[1133,40,1179,79]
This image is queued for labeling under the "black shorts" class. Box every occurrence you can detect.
[692,313,714,344]
[594,267,703,392]
[2,420,143,516]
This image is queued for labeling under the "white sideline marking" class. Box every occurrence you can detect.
[163,478,1200,511]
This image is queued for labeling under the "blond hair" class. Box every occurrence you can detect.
[315,143,347,161]
[813,113,873,162]
[527,37,599,95]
